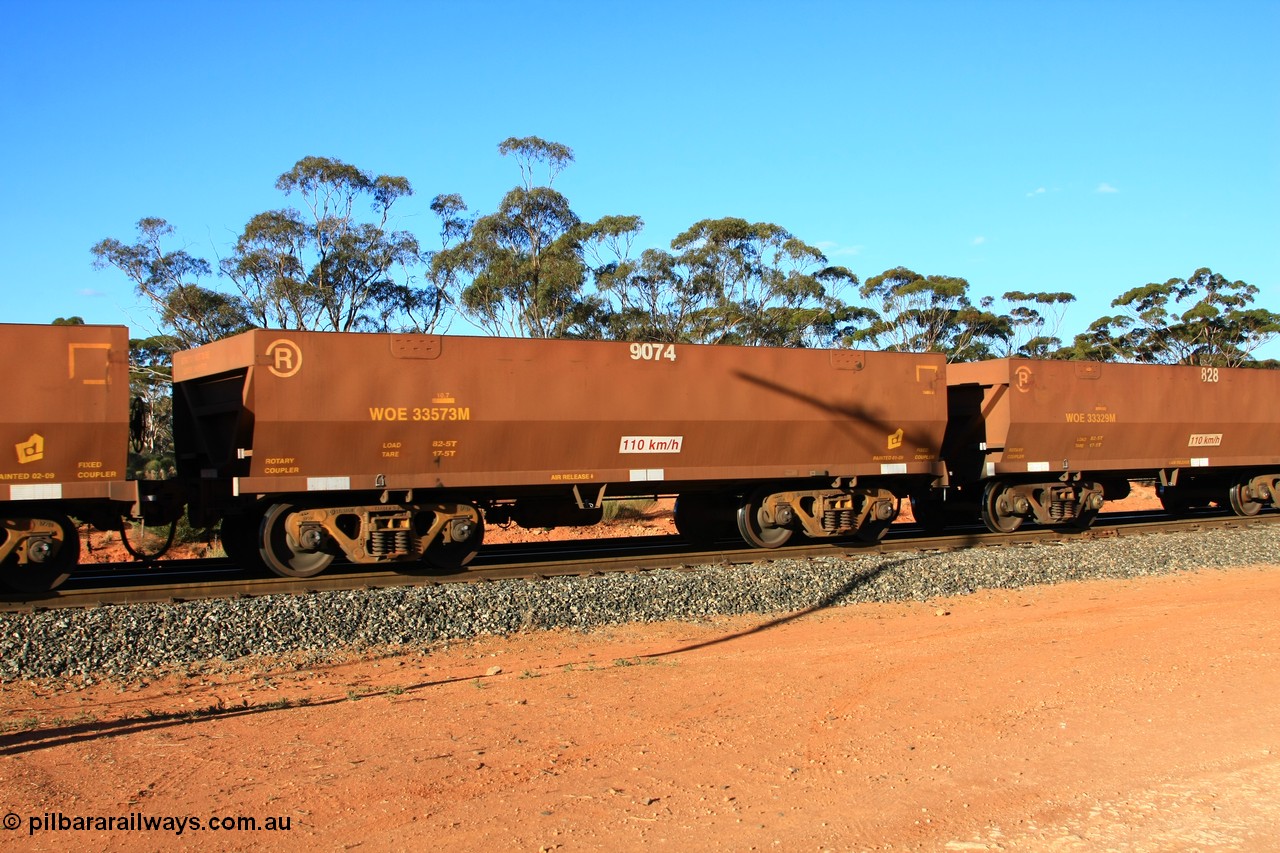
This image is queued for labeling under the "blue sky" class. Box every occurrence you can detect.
[3,0,1277,355]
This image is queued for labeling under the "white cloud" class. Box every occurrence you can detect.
[1026,187,1047,198]
[1096,182,1119,194]
[971,236,987,246]
[77,288,106,297]
[816,241,864,258]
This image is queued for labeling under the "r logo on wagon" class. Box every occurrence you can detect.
[266,339,303,378]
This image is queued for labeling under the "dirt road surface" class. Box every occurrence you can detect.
[3,560,1279,851]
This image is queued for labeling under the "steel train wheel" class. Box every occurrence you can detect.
[422,513,485,573]
[1,513,79,593]
[259,503,334,579]
[1228,481,1263,517]
[981,481,1024,534]
[736,491,793,548]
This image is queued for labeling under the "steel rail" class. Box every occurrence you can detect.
[3,511,1276,613]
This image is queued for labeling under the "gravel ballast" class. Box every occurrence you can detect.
[3,525,1278,680]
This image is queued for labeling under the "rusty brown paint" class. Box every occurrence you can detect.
[174,331,950,498]
[948,358,1280,478]
[0,324,136,504]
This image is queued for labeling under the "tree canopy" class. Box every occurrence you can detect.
[1065,268,1279,366]
[89,141,1275,371]
[221,156,432,334]
[838,267,1010,361]
[589,218,854,347]
[91,217,250,347]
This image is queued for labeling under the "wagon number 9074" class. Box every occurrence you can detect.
[1200,367,1219,383]
[629,342,677,362]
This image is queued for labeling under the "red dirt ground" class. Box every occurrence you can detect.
[5,484,1279,850]
[3,562,1278,851]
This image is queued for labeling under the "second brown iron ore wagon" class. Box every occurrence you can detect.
[942,358,1280,532]
[173,330,948,577]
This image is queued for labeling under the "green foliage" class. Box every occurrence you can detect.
[221,156,432,333]
[1071,267,1279,366]
[840,267,1009,360]
[433,139,610,338]
[123,513,212,548]
[90,140,1275,370]
[127,334,180,457]
[592,217,854,346]
[127,450,175,479]
[498,136,575,189]
[1001,291,1076,357]
[602,499,658,521]
[91,218,252,347]
[458,185,590,337]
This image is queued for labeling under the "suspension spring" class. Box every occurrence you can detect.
[1049,498,1077,521]
[823,509,856,533]
[369,529,412,557]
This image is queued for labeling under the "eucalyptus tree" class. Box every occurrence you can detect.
[589,216,855,346]
[127,333,179,463]
[219,156,430,333]
[432,137,610,338]
[91,217,251,347]
[843,267,1009,360]
[1087,268,1279,367]
[666,218,856,346]
[1002,290,1077,357]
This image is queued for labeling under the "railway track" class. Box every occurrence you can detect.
[5,509,1275,613]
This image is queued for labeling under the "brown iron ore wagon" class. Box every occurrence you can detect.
[941,358,1280,533]
[0,323,139,591]
[173,331,949,577]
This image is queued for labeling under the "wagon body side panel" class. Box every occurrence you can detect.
[173,331,949,498]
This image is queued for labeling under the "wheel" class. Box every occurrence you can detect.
[1228,481,1263,517]
[736,491,793,548]
[259,503,334,579]
[421,512,484,572]
[673,493,737,544]
[1,514,79,593]
[981,481,1024,534]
